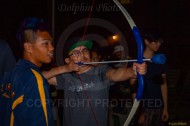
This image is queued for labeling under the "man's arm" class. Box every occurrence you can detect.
[106,62,146,82]
[42,66,65,85]
[42,62,79,85]
[161,74,169,121]
[42,66,67,80]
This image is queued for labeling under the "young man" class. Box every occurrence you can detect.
[0,17,54,126]
[135,29,169,126]
[43,37,147,126]
[108,44,135,126]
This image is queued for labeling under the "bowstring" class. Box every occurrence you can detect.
[76,0,100,125]
[81,0,95,40]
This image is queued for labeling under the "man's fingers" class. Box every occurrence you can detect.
[135,62,147,75]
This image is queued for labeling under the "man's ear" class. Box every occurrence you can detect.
[65,58,70,64]
[24,42,32,53]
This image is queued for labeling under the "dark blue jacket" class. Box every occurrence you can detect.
[0,59,53,126]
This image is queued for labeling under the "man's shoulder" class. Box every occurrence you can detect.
[10,65,39,82]
[0,39,7,44]
[0,39,9,48]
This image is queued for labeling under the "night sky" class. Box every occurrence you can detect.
[0,0,190,69]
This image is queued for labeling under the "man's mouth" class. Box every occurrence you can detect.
[47,52,54,58]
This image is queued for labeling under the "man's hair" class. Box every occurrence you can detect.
[142,28,163,43]
[16,17,50,53]
[91,41,102,56]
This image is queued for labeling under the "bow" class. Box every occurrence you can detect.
[112,0,144,125]
[77,53,166,65]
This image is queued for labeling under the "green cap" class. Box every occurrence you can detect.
[68,40,93,53]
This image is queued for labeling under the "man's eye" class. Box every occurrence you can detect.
[43,42,49,45]
[72,52,78,55]
[82,49,89,53]
[70,51,80,56]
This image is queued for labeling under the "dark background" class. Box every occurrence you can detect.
[0,0,190,123]
[0,0,190,69]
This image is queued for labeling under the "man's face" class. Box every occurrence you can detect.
[92,51,101,62]
[91,51,101,66]
[67,46,91,64]
[146,40,162,52]
[114,51,123,59]
[28,30,54,66]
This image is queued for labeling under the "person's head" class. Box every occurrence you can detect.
[91,50,101,62]
[63,37,93,65]
[91,42,102,66]
[143,29,163,52]
[16,17,54,67]
[112,45,124,59]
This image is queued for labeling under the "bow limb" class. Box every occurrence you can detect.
[112,0,144,125]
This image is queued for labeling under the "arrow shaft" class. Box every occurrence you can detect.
[83,59,150,65]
